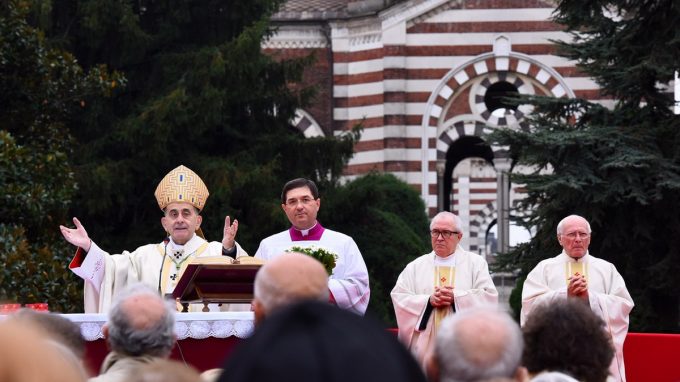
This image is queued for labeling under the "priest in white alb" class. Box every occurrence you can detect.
[59,165,248,313]
[254,178,370,315]
[391,211,498,366]
[521,214,634,382]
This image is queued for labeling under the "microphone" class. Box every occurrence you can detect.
[158,236,170,295]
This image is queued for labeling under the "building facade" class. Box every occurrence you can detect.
[264,0,606,254]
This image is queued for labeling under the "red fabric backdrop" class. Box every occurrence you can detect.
[84,332,680,381]
[624,333,680,382]
[83,337,241,376]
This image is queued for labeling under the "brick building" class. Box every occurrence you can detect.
[264,0,606,255]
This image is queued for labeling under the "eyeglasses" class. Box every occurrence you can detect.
[430,230,460,239]
[562,231,590,239]
[285,197,316,207]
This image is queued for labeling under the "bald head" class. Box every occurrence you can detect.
[455,312,510,367]
[121,294,167,330]
[253,253,329,324]
[556,214,592,259]
[430,307,523,381]
[106,284,175,357]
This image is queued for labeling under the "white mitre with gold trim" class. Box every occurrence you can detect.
[154,165,209,211]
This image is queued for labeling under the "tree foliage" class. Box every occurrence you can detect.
[11,0,432,320]
[319,173,431,325]
[29,0,360,257]
[0,0,121,311]
[487,0,680,332]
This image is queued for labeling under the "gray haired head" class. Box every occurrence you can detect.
[434,306,523,382]
[107,283,175,357]
[556,215,591,235]
[430,211,463,232]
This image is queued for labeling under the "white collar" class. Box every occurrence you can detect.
[168,234,203,252]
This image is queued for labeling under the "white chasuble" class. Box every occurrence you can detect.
[391,247,498,366]
[70,234,248,313]
[521,251,634,382]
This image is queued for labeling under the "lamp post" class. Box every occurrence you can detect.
[675,71,679,115]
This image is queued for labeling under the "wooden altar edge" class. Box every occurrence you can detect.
[172,263,262,305]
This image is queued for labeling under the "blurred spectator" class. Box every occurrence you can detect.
[128,359,201,382]
[13,308,86,358]
[0,319,87,382]
[90,283,176,382]
[252,252,329,325]
[522,299,614,382]
[425,306,526,382]
[218,301,426,382]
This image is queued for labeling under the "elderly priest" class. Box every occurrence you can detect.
[60,165,248,313]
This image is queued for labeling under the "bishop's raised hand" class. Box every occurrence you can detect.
[222,215,239,251]
[59,217,92,252]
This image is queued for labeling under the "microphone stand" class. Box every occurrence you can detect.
[158,237,170,295]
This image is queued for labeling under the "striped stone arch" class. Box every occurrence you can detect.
[436,120,508,161]
[292,109,325,138]
[468,202,497,253]
[468,199,534,253]
[419,50,576,202]
[472,72,533,128]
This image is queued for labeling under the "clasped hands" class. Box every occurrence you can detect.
[567,272,589,301]
[429,285,454,308]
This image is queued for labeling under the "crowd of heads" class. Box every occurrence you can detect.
[0,278,617,382]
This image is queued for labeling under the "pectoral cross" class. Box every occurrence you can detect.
[172,249,184,260]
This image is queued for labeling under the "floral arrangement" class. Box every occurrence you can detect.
[286,245,337,275]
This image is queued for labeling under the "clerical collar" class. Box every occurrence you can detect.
[434,245,461,265]
[562,250,589,262]
[434,253,456,266]
[289,222,325,241]
[169,234,196,251]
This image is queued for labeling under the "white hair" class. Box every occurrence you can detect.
[430,211,463,232]
[107,283,175,357]
[435,307,523,382]
[556,215,592,235]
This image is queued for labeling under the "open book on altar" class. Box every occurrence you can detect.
[172,257,265,311]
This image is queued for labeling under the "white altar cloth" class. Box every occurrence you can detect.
[62,312,255,341]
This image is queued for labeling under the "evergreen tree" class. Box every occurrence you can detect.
[37,0,358,255]
[319,173,431,325]
[0,0,121,311]
[488,0,680,331]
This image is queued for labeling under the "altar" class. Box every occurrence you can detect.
[64,311,255,374]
